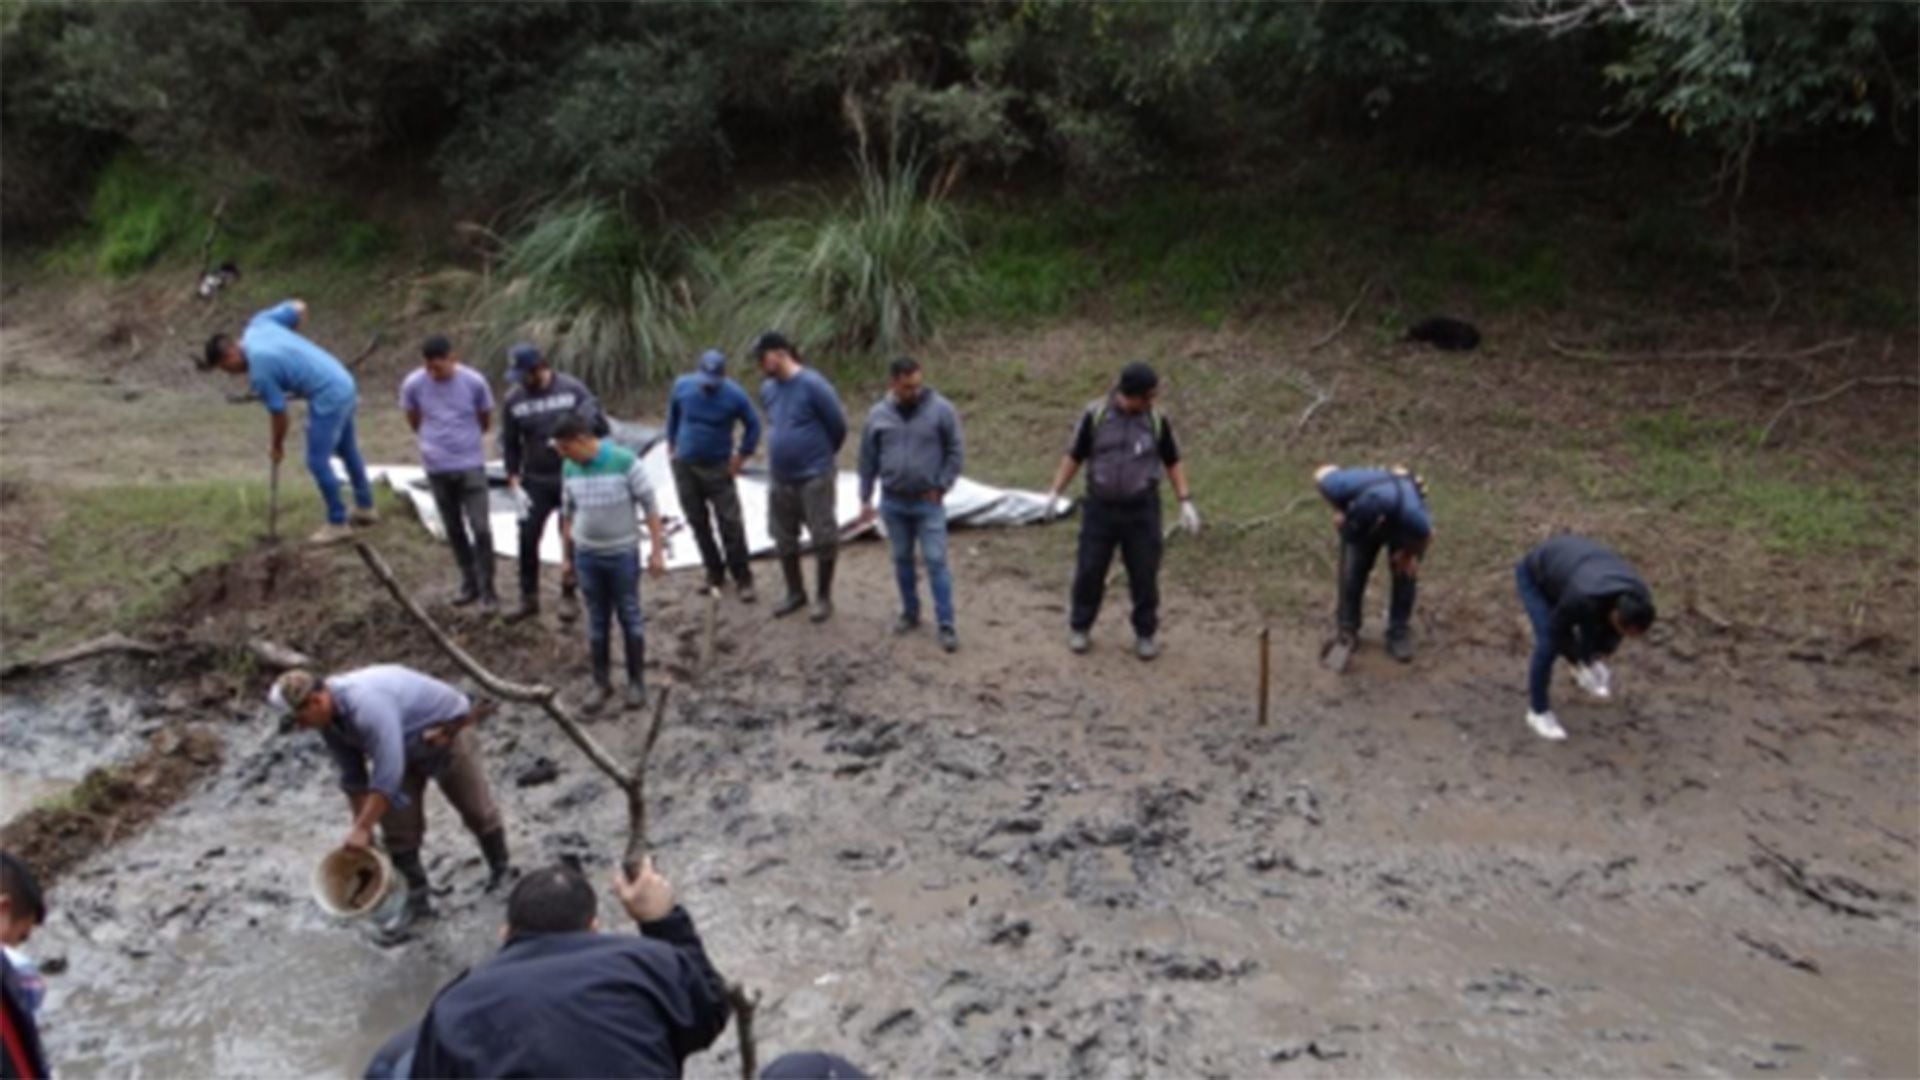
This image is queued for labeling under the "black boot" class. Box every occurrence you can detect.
[772,555,807,618]
[584,637,613,715]
[478,828,512,892]
[379,848,434,943]
[450,571,481,607]
[478,555,500,615]
[623,635,647,711]
[809,554,835,622]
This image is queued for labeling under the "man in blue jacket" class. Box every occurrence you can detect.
[409,858,732,1079]
[204,299,377,545]
[754,332,848,622]
[668,349,762,602]
[1515,535,1656,741]
[857,357,965,652]
[1314,463,1433,668]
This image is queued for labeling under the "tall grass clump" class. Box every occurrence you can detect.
[480,200,691,393]
[86,153,200,276]
[723,159,974,358]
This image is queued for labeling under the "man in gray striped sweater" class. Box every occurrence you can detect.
[553,414,668,714]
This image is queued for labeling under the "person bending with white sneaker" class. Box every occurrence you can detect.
[1514,535,1655,741]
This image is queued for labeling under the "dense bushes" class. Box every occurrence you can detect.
[3,0,1913,232]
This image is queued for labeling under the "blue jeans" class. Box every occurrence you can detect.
[575,547,645,683]
[306,404,373,525]
[881,496,954,628]
[1516,560,1557,713]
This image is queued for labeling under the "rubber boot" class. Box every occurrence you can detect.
[772,555,807,618]
[478,555,500,615]
[622,635,647,711]
[809,554,836,622]
[505,594,540,624]
[478,828,512,892]
[378,848,434,943]
[450,560,481,607]
[584,637,613,715]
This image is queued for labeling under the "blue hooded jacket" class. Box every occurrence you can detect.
[1316,467,1432,547]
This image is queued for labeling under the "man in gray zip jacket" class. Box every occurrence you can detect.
[857,357,965,651]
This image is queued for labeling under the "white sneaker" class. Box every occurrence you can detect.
[1526,709,1567,741]
[1572,662,1612,700]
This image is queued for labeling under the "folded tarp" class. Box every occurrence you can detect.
[367,420,1069,572]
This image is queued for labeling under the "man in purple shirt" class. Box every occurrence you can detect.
[401,336,499,612]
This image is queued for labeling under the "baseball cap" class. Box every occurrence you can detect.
[698,349,726,384]
[749,331,794,360]
[268,669,318,731]
[1117,361,1159,397]
[507,342,545,377]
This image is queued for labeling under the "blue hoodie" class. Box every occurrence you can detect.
[667,375,761,465]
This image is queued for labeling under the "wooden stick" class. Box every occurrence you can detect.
[624,686,674,872]
[1307,277,1373,352]
[1257,626,1271,727]
[1758,374,1919,446]
[351,539,635,789]
[0,633,162,681]
[727,982,761,1080]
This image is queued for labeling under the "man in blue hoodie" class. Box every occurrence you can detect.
[409,858,731,1078]
[857,357,965,652]
[1314,463,1433,668]
[668,349,762,602]
[754,332,848,622]
[1515,535,1656,741]
[203,299,377,545]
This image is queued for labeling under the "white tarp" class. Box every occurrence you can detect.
[368,421,1067,572]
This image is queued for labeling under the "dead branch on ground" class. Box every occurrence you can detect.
[345,331,383,372]
[1758,373,1920,447]
[1,633,161,681]
[1306,277,1374,352]
[1545,336,1856,366]
[1277,368,1334,434]
[727,983,761,1080]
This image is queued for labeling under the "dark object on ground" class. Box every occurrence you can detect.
[517,757,561,788]
[762,1050,869,1079]
[1407,316,1481,351]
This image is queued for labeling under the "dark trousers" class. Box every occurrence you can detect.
[576,547,645,685]
[427,468,495,596]
[673,458,753,587]
[1516,560,1557,713]
[516,475,570,600]
[1070,495,1162,638]
[377,729,502,854]
[769,473,839,559]
[1337,534,1416,637]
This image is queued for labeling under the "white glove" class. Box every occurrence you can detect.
[1178,499,1202,536]
[512,486,532,522]
[1572,662,1612,700]
[1044,492,1066,522]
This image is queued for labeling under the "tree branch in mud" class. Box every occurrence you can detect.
[0,633,161,682]
[1757,373,1920,447]
[1544,335,1856,366]
[1306,277,1373,352]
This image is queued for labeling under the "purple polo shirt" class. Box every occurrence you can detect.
[400,364,494,474]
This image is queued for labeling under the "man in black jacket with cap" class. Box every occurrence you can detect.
[1044,362,1200,660]
[410,857,731,1079]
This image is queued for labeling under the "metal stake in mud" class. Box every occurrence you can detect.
[267,458,281,542]
[1258,626,1271,726]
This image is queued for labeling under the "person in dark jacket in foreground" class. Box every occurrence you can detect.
[1314,463,1433,668]
[857,357,966,652]
[1515,535,1656,741]
[0,853,49,1080]
[409,858,731,1079]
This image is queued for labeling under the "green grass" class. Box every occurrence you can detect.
[0,478,327,655]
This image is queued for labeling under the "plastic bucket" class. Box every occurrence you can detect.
[311,845,395,918]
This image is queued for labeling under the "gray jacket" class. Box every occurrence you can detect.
[858,389,964,503]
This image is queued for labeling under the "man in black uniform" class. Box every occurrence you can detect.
[1515,534,1656,741]
[499,343,609,625]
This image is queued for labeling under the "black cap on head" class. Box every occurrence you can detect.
[421,334,453,359]
[750,331,795,360]
[551,411,596,443]
[0,852,47,925]
[506,862,597,935]
[1117,361,1158,397]
[1616,591,1656,631]
[201,333,233,370]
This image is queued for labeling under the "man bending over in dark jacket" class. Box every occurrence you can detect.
[1514,535,1656,742]
[410,857,732,1078]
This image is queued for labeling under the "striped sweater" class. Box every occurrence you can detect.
[561,443,659,554]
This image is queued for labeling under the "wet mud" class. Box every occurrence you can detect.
[8,546,1918,1077]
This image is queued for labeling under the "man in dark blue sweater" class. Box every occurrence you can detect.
[1314,463,1433,668]
[1515,535,1656,741]
[668,349,762,602]
[409,858,732,1078]
[754,332,848,622]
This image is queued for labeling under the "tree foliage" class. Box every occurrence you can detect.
[3,0,1912,231]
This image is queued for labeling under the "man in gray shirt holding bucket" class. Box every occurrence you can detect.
[272,664,510,936]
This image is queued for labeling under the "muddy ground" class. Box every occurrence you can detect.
[2,277,1916,1077]
[6,536,1916,1078]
